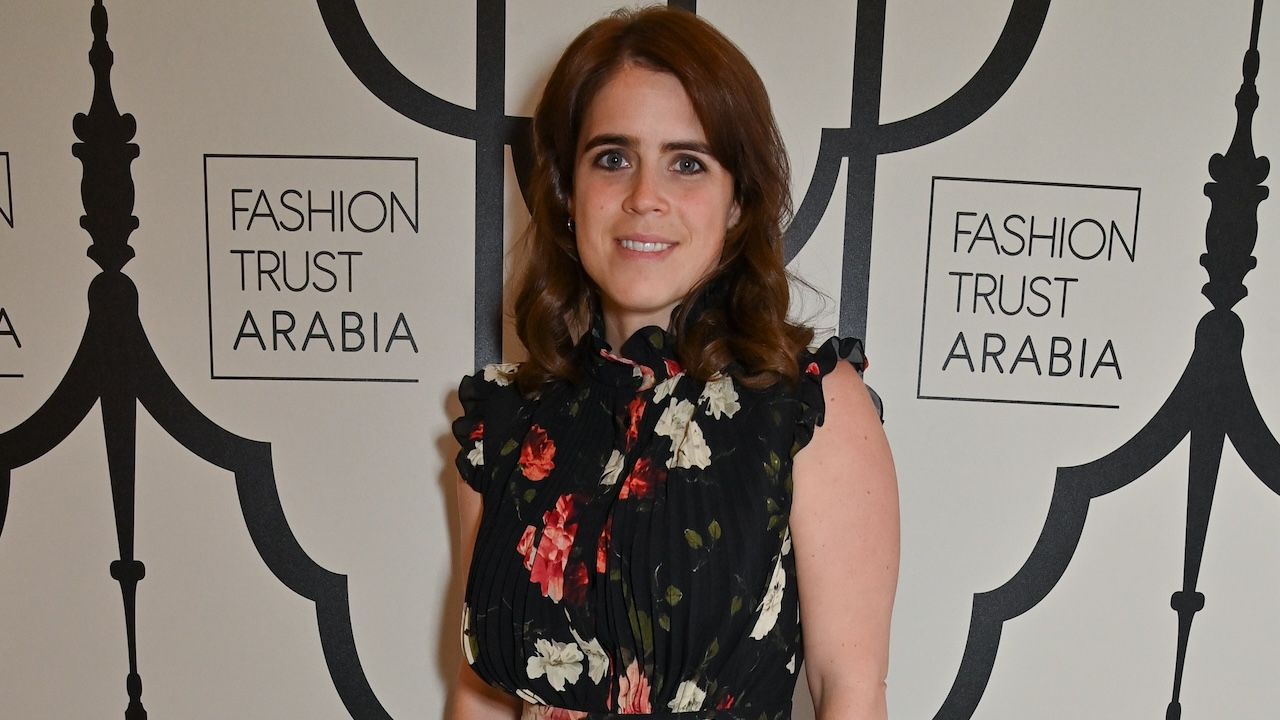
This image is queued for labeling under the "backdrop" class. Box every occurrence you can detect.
[2,1,1279,719]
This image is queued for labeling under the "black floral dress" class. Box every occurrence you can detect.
[453,322,868,720]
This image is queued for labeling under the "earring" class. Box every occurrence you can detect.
[567,218,576,234]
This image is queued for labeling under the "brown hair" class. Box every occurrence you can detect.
[512,5,813,392]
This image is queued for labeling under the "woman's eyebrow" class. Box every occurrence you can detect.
[662,140,713,155]
[581,134,633,152]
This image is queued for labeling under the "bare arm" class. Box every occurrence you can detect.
[791,362,899,720]
[447,480,522,720]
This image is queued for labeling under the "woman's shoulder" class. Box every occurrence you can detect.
[457,360,527,411]
[789,335,883,453]
[452,362,537,493]
[799,336,868,379]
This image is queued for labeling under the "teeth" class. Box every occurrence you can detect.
[620,239,670,253]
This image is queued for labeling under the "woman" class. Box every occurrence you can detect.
[450,7,897,719]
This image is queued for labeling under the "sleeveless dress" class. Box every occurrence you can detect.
[453,321,869,720]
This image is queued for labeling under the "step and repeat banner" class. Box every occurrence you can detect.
[3,1,1279,718]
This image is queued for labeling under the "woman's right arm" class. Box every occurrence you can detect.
[448,480,522,720]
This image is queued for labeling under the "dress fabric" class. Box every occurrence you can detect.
[453,321,868,720]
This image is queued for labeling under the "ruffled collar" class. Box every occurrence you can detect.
[582,308,682,391]
[581,283,725,391]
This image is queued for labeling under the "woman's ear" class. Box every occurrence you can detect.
[728,201,741,228]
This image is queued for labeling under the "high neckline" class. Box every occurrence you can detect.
[581,281,728,391]
[583,310,681,391]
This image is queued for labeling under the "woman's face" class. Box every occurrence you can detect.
[572,64,740,345]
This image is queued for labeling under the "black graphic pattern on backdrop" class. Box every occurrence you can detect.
[318,0,1050,364]
[0,3,393,718]
[932,2,1280,719]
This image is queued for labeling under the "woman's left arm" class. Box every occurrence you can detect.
[791,361,900,720]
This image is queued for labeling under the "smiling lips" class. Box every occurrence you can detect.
[618,236,675,254]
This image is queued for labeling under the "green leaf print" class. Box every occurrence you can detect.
[684,529,704,549]
[707,519,722,541]
[665,585,684,606]
[627,606,654,657]
[703,637,720,663]
[500,438,519,456]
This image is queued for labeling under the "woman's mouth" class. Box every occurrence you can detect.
[618,237,674,253]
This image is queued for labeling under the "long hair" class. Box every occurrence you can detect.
[512,6,813,393]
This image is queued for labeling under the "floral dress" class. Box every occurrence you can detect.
[453,321,869,719]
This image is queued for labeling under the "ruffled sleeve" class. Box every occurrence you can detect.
[452,363,524,494]
[793,336,883,454]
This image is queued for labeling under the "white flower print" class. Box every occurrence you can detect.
[698,375,741,419]
[515,688,545,705]
[467,440,484,467]
[460,603,477,665]
[568,625,609,684]
[786,654,797,674]
[526,638,584,691]
[483,362,519,386]
[655,399,711,469]
[600,449,625,486]
[749,553,787,640]
[666,679,707,712]
[655,398,695,440]
[653,373,681,403]
[671,418,711,469]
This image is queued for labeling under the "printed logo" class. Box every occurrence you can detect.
[204,154,422,382]
[0,152,12,230]
[0,151,19,378]
[0,299,19,378]
[918,177,1141,409]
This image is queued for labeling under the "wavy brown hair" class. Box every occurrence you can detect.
[512,6,813,393]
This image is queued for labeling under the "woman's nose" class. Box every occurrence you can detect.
[623,166,666,215]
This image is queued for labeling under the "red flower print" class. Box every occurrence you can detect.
[517,525,536,571]
[519,425,557,481]
[805,361,820,377]
[716,694,735,710]
[615,660,652,714]
[524,494,580,603]
[635,364,655,391]
[624,397,645,451]
[618,457,665,500]
[664,358,683,378]
[562,560,589,606]
[596,517,612,574]
[468,422,484,441]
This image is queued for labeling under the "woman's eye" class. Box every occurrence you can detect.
[673,156,704,175]
[594,151,628,170]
